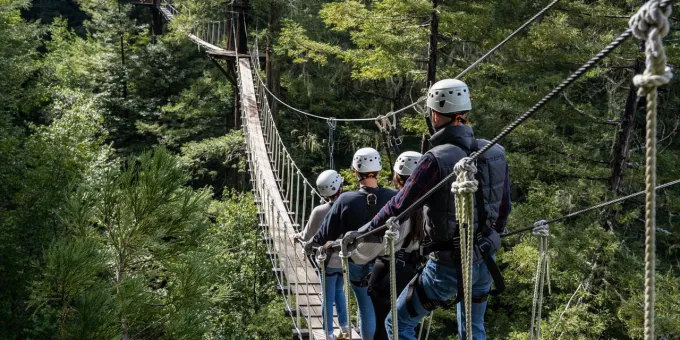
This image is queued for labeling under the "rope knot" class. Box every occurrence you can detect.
[385,217,400,241]
[316,246,328,262]
[629,0,672,40]
[532,220,550,238]
[633,67,673,95]
[327,117,337,129]
[629,0,673,95]
[451,158,478,194]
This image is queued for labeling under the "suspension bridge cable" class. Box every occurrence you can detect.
[246,0,563,123]
[501,178,680,238]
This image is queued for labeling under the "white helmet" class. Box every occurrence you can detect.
[426,79,471,114]
[316,170,343,197]
[393,151,422,177]
[351,147,382,173]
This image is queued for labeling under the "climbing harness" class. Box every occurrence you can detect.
[385,217,401,340]
[451,158,478,339]
[529,220,551,340]
[339,240,353,340]
[328,118,337,170]
[629,2,673,339]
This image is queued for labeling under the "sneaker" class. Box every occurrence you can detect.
[335,331,350,339]
[326,334,336,340]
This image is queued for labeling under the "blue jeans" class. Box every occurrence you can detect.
[386,259,493,340]
[348,261,376,340]
[323,267,349,336]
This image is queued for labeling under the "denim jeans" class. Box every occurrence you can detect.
[348,261,376,340]
[385,258,493,340]
[322,267,349,336]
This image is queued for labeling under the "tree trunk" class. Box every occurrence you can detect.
[118,0,128,98]
[610,42,645,192]
[424,0,439,135]
[116,250,129,340]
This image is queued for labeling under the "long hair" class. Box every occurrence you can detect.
[393,173,425,244]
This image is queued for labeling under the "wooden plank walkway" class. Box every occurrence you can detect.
[238,58,360,339]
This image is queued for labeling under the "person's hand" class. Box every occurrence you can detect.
[341,231,361,253]
[303,241,319,255]
[293,232,303,243]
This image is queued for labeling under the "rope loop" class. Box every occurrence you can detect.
[532,220,550,238]
[375,115,390,132]
[327,117,337,130]
[316,246,328,263]
[385,217,401,241]
[451,158,478,194]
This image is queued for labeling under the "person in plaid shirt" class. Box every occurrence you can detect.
[346,79,511,340]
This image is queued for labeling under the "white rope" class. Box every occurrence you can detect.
[339,243,353,340]
[385,217,401,340]
[629,2,673,339]
[529,220,551,340]
[317,248,329,340]
[451,158,478,340]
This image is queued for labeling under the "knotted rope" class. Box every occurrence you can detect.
[317,247,329,340]
[629,2,672,339]
[530,220,551,340]
[385,217,401,340]
[327,118,337,170]
[451,158,478,339]
[339,240,353,340]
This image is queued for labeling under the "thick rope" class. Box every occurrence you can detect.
[451,158,478,340]
[529,220,551,340]
[317,248,329,340]
[340,243,353,340]
[385,217,401,340]
[629,2,673,339]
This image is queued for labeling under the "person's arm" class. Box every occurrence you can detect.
[299,205,325,242]
[367,153,441,233]
[493,164,512,233]
[312,200,344,245]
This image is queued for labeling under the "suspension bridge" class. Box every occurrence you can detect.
[136,0,676,339]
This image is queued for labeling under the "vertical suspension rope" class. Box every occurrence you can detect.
[628,2,673,339]
[340,241,353,340]
[529,220,551,340]
[317,248,329,340]
[296,171,301,229]
[385,218,401,340]
[327,118,337,170]
[451,158,478,339]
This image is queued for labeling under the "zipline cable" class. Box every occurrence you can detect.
[502,178,680,238]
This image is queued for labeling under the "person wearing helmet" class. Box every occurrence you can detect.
[296,170,349,339]
[345,79,512,340]
[312,147,398,340]
[360,152,426,340]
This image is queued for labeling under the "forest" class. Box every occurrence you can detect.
[1,0,679,339]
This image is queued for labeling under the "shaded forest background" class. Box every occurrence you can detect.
[1,0,679,339]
